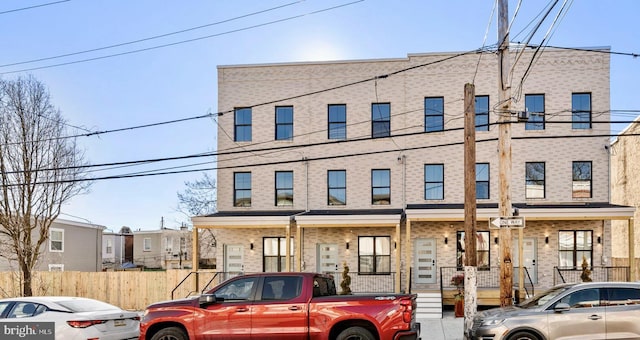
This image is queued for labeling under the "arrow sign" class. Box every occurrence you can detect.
[490,216,525,228]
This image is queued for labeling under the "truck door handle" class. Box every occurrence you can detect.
[589,314,602,320]
[236,307,249,312]
[288,306,301,311]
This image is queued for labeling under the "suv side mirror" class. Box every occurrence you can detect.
[554,302,570,312]
[199,294,222,306]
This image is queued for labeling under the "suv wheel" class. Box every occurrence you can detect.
[508,331,541,340]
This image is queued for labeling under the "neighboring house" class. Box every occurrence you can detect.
[133,227,192,270]
[102,226,134,270]
[611,116,640,274]
[0,218,105,272]
[192,47,635,300]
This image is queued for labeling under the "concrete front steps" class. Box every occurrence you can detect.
[415,292,443,319]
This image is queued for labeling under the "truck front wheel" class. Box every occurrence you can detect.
[150,326,188,340]
[336,326,375,340]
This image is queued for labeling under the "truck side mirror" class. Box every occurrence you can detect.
[199,294,222,306]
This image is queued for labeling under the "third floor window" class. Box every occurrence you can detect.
[328,104,346,140]
[234,108,252,142]
[276,106,294,140]
[372,103,390,138]
[525,94,545,130]
[572,93,592,129]
[425,97,444,132]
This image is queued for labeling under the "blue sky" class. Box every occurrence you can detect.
[1,0,638,230]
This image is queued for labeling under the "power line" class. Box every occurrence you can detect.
[0,0,305,68]
[0,0,365,75]
[0,0,69,15]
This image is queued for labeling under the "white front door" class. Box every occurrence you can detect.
[224,244,244,273]
[513,237,537,284]
[317,243,339,274]
[414,238,437,284]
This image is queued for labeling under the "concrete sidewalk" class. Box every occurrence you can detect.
[417,311,465,340]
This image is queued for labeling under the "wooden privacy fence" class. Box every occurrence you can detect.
[0,270,219,311]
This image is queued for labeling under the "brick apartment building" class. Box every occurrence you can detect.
[192,47,635,300]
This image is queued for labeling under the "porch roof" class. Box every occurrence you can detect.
[405,202,635,221]
[192,210,304,229]
[295,209,403,227]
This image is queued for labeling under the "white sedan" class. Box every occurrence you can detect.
[0,296,139,340]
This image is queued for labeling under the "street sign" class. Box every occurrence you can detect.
[490,216,525,229]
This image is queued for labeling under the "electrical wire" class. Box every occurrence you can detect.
[0,0,69,15]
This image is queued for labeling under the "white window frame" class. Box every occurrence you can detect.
[48,264,64,272]
[106,238,113,254]
[49,228,64,252]
[143,237,152,252]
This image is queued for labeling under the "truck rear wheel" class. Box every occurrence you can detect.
[336,326,375,340]
[150,326,188,340]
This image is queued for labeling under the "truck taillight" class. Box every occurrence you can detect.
[400,299,413,323]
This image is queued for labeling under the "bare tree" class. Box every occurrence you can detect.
[177,172,217,217]
[0,75,90,296]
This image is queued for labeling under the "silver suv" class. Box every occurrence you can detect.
[468,282,640,340]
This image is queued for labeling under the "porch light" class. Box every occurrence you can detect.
[250,242,254,250]
[545,236,549,244]
[346,242,349,249]
[597,236,601,244]
[494,237,498,245]
[444,237,448,245]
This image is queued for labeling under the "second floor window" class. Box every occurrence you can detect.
[424,164,444,200]
[572,161,592,198]
[425,97,444,132]
[106,239,113,254]
[525,94,545,130]
[234,108,252,141]
[525,162,545,199]
[372,103,391,138]
[276,106,294,140]
[234,172,251,207]
[275,171,293,206]
[328,170,346,205]
[476,163,490,199]
[371,169,390,205]
[328,104,346,140]
[475,95,489,131]
[572,93,592,129]
[143,238,152,251]
[50,228,64,252]
[358,236,391,274]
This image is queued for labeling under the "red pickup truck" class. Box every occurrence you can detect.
[140,272,420,340]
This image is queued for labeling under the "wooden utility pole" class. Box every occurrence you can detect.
[463,83,478,330]
[498,0,514,307]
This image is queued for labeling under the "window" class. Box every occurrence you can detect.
[327,170,346,205]
[48,264,64,272]
[525,94,545,130]
[475,95,489,131]
[573,161,592,198]
[525,162,545,199]
[263,237,294,272]
[476,163,490,199]
[456,231,490,269]
[261,276,302,300]
[425,97,444,132]
[371,169,390,205]
[605,288,640,306]
[143,238,152,251]
[49,228,64,252]
[234,108,252,141]
[372,103,391,138]
[572,93,592,129]
[275,171,293,206]
[559,230,593,269]
[214,277,258,301]
[358,236,391,274]
[275,106,294,140]
[556,288,601,309]
[424,164,444,200]
[234,172,251,207]
[106,239,113,254]
[328,104,346,140]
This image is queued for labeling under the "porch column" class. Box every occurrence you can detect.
[395,223,401,293]
[296,225,302,272]
[405,219,412,293]
[285,224,291,271]
[630,218,636,281]
[192,227,200,293]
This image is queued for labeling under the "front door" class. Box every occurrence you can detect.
[513,237,537,284]
[414,238,437,284]
[317,243,339,274]
[225,244,244,274]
